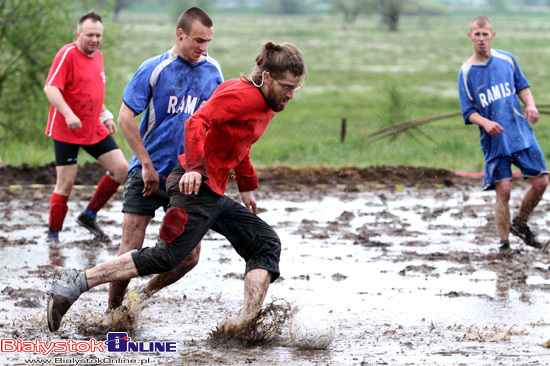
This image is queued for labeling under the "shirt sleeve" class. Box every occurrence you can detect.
[234,151,258,192]
[457,66,476,124]
[45,46,72,92]
[122,61,156,116]
[184,88,247,177]
[511,55,530,93]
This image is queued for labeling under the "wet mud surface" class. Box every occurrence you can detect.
[1,165,550,365]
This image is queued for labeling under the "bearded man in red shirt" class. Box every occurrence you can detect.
[47,41,307,333]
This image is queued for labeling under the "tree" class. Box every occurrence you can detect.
[328,0,407,30]
[0,0,115,145]
[329,0,373,23]
[487,0,508,11]
[113,0,139,21]
[264,0,307,14]
[374,0,406,31]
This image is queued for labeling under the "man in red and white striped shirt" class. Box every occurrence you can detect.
[44,11,128,244]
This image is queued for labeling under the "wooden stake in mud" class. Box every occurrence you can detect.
[341,118,346,143]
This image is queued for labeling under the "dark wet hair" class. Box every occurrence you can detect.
[177,7,213,34]
[243,42,307,87]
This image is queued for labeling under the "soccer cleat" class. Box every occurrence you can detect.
[510,216,542,249]
[47,267,88,332]
[499,240,511,252]
[76,213,111,243]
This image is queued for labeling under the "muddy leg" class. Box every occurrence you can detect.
[243,269,271,316]
[494,180,511,241]
[517,174,548,220]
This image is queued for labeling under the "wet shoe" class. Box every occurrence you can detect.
[47,267,88,332]
[101,305,129,327]
[127,284,150,310]
[76,213,111,243]
[499,240,511,252]
[510,216,542,249]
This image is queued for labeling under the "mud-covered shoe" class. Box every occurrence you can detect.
[100,306,129,328]
[127,284,150,310]
[47,267,88,332]
[76,213,111,244]
[510,216,542,249]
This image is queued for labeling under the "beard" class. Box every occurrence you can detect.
[265,96,286,112]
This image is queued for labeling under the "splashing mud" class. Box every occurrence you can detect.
[209,299,293,347]
[1,168,550,365]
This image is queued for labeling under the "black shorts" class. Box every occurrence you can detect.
[122,168,169,218]
[131,164,281,282]
[53,135,119,166]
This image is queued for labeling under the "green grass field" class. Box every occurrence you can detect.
[5,11,550,171]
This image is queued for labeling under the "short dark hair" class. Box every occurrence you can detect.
[177,7,213,34]
[471,16,492,32]
[78,11,102,32]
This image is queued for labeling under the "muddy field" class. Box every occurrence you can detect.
[1,164,550,365]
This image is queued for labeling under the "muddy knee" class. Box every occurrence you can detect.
[180,243,201,270]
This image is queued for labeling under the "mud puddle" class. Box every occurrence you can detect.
[1,185,550,365]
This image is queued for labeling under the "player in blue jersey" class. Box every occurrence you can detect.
[458,16,548,252]
[105,7,224,324]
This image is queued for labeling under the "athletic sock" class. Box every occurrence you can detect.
[86,174,120,213]
[49,192,69,232]
[82,207,97,219]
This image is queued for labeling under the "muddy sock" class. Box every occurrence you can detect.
[86,174,120,213]
[513,216,527,227]
[49,192,69,232]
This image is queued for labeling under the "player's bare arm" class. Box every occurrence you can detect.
[118,103,159,197]
[44,85,82,129]
[468,112,504,136]
[100,104,118,136]
[518,88,539,124]
[180,171,202,195]
[240,191,258,214]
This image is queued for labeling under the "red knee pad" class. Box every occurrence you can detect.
[159,207,188,244]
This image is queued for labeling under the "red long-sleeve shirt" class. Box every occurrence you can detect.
[178,79,276,196]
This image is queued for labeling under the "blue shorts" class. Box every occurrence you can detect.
[483,146,548,190]
[121,169,168,217]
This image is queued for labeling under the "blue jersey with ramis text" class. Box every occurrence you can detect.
[123,48,224,179]
[458,49,537,162]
